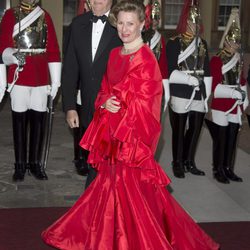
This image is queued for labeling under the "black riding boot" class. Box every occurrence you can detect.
[12,111,28,181]
[183,111,205,176]
[28,110,48,180]
[223,122,242,182]
[206,120,229,184]
[169,107,187,178]
[247,114,250,128]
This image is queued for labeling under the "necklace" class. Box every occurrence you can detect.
[123,36,144,55]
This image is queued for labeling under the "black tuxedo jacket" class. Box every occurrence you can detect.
[61,11,122,128]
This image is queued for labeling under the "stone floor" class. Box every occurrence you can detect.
[0,96,250,223]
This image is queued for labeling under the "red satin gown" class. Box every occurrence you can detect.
[42,45,219,250]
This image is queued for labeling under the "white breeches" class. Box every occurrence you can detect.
[211,109,241,126]
[170,96,206,114]
[9,85,48,112]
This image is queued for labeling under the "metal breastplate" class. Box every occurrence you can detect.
[221,54,239,85]
[179,37,206,75]
[13,7,47,49]
[152,41,162,61]
[143,29,162,61]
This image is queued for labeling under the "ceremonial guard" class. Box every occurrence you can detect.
[205,8,248,183]
[0,0,61,181]
[166,0,212,178]
[143,0,169,113]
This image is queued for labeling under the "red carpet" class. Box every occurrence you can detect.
[0,207,249,250]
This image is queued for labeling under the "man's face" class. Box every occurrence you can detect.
[152,19,159,31]
[186,20,199,35]
[225,39,240,53]
[90,0,112,16]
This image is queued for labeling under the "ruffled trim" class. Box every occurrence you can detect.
[80,45,169,186]
[80,108,170,186]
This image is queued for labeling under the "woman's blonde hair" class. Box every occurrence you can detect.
[109,0,146,27]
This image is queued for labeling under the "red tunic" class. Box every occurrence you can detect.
[42,45,219,250]
[0,8,60,87]
[210,56,246,114]
[158,36,168,80]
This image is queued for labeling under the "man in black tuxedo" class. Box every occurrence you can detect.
[61,0,121,188]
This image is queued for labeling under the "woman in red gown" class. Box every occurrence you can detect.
[42,1,219,249]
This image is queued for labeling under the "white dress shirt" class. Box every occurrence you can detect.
[91,11,110,61]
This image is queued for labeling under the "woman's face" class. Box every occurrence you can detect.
[117,11,144,44]
[224,39,240,53]
[186,20,199,35]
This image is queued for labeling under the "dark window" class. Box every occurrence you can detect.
[218,0,241,29]
[0,0,10,22]
[164,0,184,29]
[64,0,78,27]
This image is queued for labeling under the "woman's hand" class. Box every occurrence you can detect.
[103,96,121,113]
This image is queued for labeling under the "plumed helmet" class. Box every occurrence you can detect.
[151,0,161,21]
[219,8,241,48]
[23,0,40,5]
[144,0,161,30]
[226,20,241,44]
[21,0,40,6]
[187,4,200,24]
[176,0,203,34]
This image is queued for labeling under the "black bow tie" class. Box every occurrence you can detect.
[91,15,108,23]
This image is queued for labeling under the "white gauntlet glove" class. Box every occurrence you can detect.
[231,89,243,100]
[2,48,25,66]
[169,70,199,87]
[48,62,62,100]
[214,84,246,103]
[203,76,212,112]
[214,84,236,99]
[240,85,249,110]
[188,75,199,87]
[162,79,170,111]
[0,64,7,103]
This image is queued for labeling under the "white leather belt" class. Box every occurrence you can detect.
[19,48,46,54]
[182,70,204,75]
